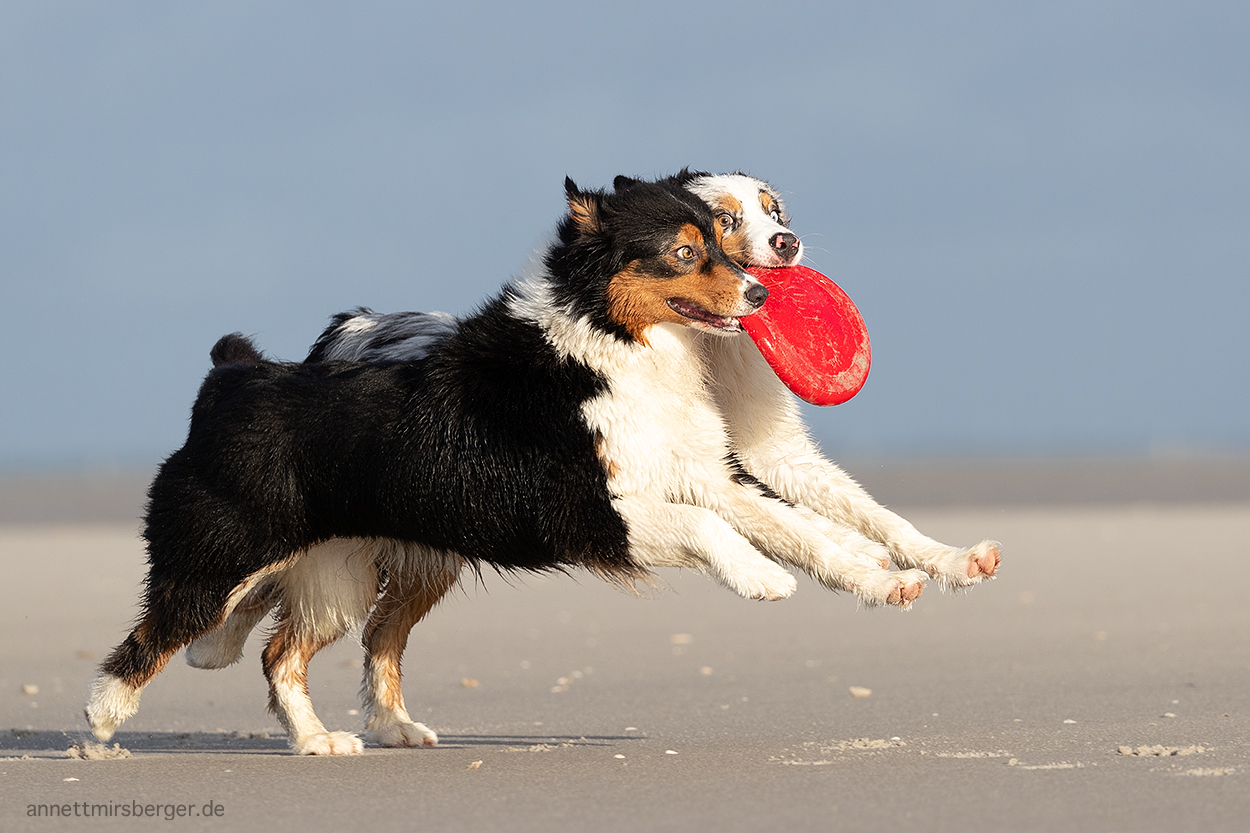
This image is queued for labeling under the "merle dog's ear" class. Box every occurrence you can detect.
[613,174,641,192]
[565,176,603,235]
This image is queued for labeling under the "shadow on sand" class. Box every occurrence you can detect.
[2,728,644,757]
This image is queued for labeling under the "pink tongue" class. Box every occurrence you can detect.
[740,265,871,406]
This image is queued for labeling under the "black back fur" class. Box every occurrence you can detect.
[133,178,724,646]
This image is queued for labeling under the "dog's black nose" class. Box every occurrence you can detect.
[771,232,800,263]
[745,282,769,309]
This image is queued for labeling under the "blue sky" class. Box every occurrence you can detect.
[2,1,1247,467]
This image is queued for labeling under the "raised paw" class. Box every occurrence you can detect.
[292,731,364,756]
[920,540,1001,588]
[366,718,438,748]
[85,674,141,741]
[855,568,928,609]
[965,540,1001,579]
[727,560,798,601]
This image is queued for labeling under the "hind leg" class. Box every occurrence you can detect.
[362,549,462,748]
[86,563,251,741]
[85,619,186,741]
[263,538,381,755]
[185,581,280,669]
[262,612,362,755]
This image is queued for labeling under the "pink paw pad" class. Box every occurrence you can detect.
[888,578,925,607]
[966,544,1001,579]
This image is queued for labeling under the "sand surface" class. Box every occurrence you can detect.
[2,475,1249,831]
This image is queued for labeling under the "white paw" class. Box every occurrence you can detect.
[85,674,141,741]
[727,560,798,601]
[367,718,438,748]
[924,540,1002,588]
[853,568,928,609]
[292,731,364,756]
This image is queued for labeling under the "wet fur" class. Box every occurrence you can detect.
[87,178,792,754]
[87,173,1000,756]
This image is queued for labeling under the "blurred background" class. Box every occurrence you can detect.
[2,0,1247,473]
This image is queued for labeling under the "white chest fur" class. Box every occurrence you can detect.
[510,279,737,503]
[580,324,735,501]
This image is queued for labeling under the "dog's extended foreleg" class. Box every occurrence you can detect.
[756,451,1000,589]
[615,496,797,600]
[361,547,461,748]
[709,339,1000,588]
[714,490,927,608]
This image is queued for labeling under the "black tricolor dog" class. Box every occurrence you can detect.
[88,177,807,754]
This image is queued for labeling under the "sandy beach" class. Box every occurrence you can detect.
[2,461,1248,831]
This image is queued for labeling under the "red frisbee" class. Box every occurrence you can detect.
[741,265,871,406]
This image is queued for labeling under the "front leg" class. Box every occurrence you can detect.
[615,497,797,601]
[707,337,1000,589]
[712,488,927,609]
[758,448,1000,589]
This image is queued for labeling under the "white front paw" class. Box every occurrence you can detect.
[727,561,797,601]
[922,540,1002,588]
[854,569,928,609]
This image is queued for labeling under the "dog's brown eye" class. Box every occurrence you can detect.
[676,245,695,260]
[716,213,735,229]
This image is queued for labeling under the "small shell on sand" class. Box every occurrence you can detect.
[849,686,872,698]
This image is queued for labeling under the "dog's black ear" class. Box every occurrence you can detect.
[210,333,263,367]
[565,176,603,236]
[671,167,696,185]
[613,174,641,193]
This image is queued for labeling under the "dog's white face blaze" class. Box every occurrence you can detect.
[685,174,800,268]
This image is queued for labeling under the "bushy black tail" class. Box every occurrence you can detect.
[210,333,264,367]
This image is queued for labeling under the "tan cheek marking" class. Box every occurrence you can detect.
[667,262,749,318]
[606,265,686,344]
[606,223,750,337]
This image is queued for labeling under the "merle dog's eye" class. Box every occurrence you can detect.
[676,245,695,260]
[769,209,781,223]
[716,212,735,229]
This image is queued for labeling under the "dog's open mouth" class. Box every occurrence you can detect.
[667,298,743,332]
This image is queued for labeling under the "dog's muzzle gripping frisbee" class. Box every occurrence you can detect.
[741,264,871,406]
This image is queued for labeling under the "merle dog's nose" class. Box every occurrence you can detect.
[771,232,800,262]
[745,282,769,309]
